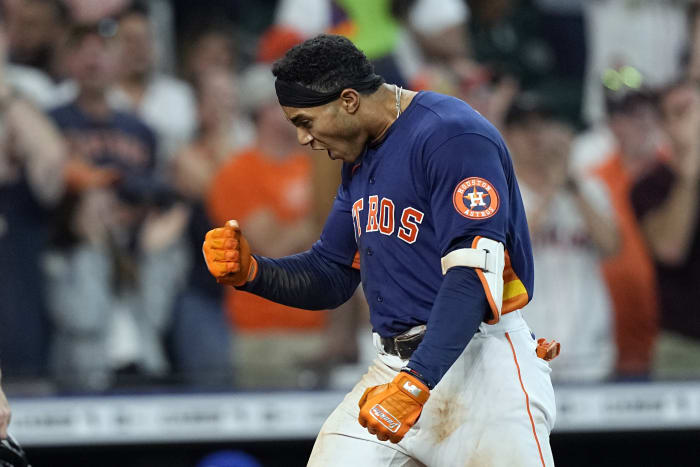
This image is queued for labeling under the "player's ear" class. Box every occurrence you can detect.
[340,88,360,114]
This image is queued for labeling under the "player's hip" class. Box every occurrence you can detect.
[371,309,529,369]
[327,329,556,466]
[367,309,554,421]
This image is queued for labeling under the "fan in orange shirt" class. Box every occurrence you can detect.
[208,146,324,330]
[206,64,329,387]
[591,88,662,379]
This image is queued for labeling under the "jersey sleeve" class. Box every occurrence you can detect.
[311,182,359,268]
[424,132,509,255]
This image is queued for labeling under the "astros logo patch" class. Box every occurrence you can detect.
[452,177,499,219]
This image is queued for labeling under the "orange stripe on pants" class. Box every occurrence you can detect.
[505,332,546,467]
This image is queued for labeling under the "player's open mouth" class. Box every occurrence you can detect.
[327,150,336,160]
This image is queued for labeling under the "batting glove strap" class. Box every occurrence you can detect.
[400,366,433,390]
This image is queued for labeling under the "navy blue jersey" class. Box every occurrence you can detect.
[312,91,534,337]
[50,103,157,175]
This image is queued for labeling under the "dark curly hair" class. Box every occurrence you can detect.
[272,34,383,94]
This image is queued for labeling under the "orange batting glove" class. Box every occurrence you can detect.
[536,338,561,361]
[202,220,258,287]
[358,371,430,444]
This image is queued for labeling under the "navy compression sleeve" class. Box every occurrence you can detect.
[407,266,488,389]
[237,249,361,310]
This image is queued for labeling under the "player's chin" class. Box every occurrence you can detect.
[327,149,351,162]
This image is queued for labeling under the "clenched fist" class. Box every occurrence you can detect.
[358,371,430,444]
[202,220,257,287]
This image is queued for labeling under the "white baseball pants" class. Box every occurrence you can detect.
[308,310,556,467]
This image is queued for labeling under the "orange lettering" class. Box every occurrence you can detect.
[367,195,379,232]
[398,208,424,244]
[352,198,364,239]
[379,198,395,235]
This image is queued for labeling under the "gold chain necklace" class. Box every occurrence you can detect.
[395,85,403,118]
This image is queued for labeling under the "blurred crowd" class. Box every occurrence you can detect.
[1,0,700,395]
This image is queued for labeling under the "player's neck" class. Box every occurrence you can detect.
[366,84,416,146]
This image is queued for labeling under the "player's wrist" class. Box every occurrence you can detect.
[233,256,259,288]
[400,367,433,391]
[394,370,430,407]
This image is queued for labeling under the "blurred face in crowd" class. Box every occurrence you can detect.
[62,0,129,23]
[609,99,661,160]
[185,31,234,81]
[67,31,118,93]
[117,12,153,79]
[6,0,64,65]
[506,114,547,170]
[258,101,299,151]
[197,67,237,130]
[506,113,573,188]
[659,82,700,151]
[459,70,518,132]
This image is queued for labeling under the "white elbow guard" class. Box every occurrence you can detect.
[440,237,505,323]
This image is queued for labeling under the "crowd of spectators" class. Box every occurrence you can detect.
[1,0,700,396]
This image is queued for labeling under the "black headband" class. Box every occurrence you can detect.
[275,74,384,108]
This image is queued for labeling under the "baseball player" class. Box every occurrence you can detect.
[203,34,558,466]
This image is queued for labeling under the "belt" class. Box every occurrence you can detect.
[379,325,426,360]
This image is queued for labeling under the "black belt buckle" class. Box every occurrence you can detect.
[382,325,426,360]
